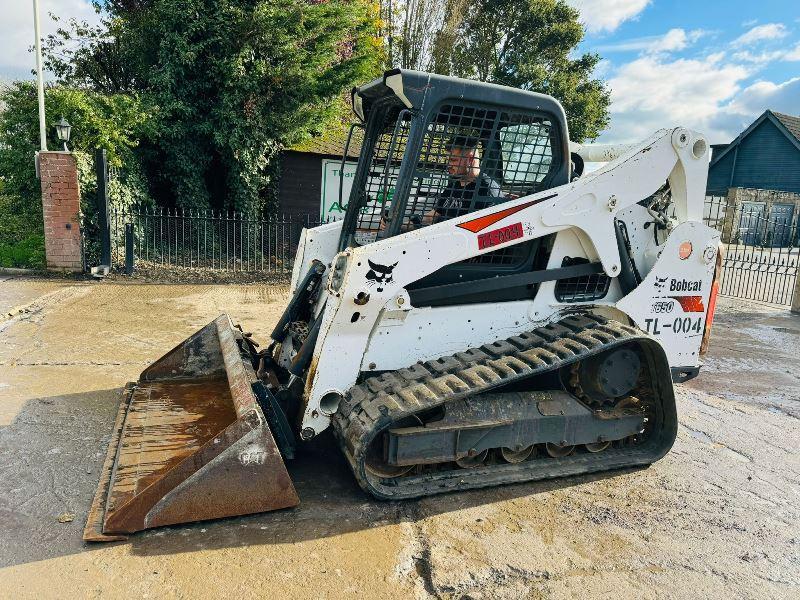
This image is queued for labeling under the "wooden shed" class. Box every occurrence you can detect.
[277,131,362,220]
[707,110,800,247]
[708,110,800,194]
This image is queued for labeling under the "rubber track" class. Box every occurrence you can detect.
[331,313,678,500]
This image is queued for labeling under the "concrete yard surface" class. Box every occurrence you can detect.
[0,276,798,599]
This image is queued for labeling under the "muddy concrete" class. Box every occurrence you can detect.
[0,277,798,599]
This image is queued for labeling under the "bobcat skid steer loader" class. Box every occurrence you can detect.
[85,70,722,541]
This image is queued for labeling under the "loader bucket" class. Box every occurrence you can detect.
[83,315,299,542]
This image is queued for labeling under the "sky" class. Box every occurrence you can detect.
[0,1,101,81]
[1,0,798,145]
[567,0,800,143]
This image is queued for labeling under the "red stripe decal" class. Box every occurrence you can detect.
[670,296,705,312]
[456,194,556,233]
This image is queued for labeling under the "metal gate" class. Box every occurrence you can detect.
[705,196,799,306]
[85,148,327,277]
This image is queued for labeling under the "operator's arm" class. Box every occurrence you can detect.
[421,209,438,225]
[398,179,462,230]
[419,181,458,226]
[381,210,430,233]
[402,190,447,230]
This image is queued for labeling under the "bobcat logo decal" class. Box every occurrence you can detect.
[654,276,668,292]
[365,259,398,292]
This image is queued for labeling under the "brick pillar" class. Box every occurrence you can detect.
[40,151,82,271]
[720,187,738,244]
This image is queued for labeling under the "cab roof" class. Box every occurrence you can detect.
[351,69,567,128]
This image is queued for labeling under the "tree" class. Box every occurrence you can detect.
[44,0,384,213]
[388,0,609,141]
[451,0,608,140]
[43,20,134,94]
[0,82,149,207]
[388,0,467,72]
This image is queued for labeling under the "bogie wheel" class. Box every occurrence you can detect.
[500,445,535,463]
[584,441,611,453]
[365,457,413,478]
[545,442,575,458]
[364,434,414,478]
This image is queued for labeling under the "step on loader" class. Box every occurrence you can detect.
[85,70,722,541]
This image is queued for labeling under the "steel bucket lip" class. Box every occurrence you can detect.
[83,382,136,542]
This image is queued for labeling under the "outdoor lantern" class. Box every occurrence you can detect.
[54,116,71,151]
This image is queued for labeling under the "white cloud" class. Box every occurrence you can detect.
[703,77,800,141]
[566,0,651,34]
[731,50,782,64]
[718,77,800,119]
[589,15,800,146]
[601,54,751,143]
[596,28,706,54]
[784,43,800,61]
[598,47,800,146]
[731,23,789,47]
[648,28,705,53]
[732,42,800,64]
[0,1,101,81]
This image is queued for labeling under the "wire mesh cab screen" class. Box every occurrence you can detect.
[400,103,555,232]
[351,103,412,245]
[555,257,611,303]
[351,99,558,252]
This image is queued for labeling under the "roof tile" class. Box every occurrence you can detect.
[773,111,800,144]
[290,127,363,158]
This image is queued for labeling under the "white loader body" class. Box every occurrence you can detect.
[291,127,719,437]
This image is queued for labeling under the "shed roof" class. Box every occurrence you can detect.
[289,126,363,159]
[773,111,800,143]
[710,109,800,167]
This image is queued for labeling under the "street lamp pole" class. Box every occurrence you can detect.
[33,0,47,151]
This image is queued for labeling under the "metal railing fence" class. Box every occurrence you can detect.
[109,205,326,274]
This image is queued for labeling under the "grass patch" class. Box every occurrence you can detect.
[0,195,46,269]
[0,234,46,269]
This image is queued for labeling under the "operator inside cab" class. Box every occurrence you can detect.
[422,135,502,225]
[379,135,504,233]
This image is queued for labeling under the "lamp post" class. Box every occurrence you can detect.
[32,0,47,151]
[54,116,72,151]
